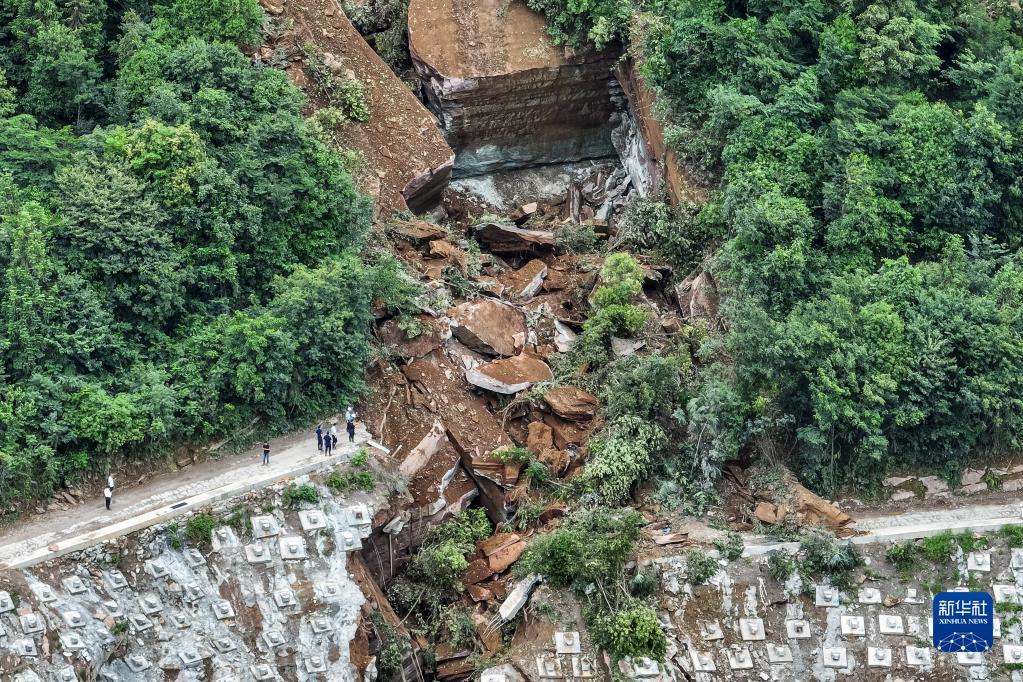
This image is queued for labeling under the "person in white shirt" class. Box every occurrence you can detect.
[103,486,112,510]
[107,473,114,490]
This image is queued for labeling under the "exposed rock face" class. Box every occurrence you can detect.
[473,221,556,255]
[408,0,620,177]
[263,0,454,214]
[675,270,720,324]
[448,299,527,357]
[542,386,598,421]
[465,354,554,394]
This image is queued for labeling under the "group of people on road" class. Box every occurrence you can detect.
[316,406,357,455]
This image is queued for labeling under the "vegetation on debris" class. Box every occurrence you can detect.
[282,483,320,508]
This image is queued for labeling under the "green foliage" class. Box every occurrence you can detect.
[526,0,632,49]
[370,611,409,681]
[326,468,376,493]
[617,198,722,268]
[580,253,648,365]
[185,512,215,546]
[584,415,665,505]
[351,448,369,467]
[588,600,667,662]
[768,551,798,582]
[1000,525,1023,549]
[714,531,744,561]
[799,531,861,579]
[554,222,599,254]
[885,542,917,579]
[0,1,374,507]
[282,483,319,508]
[494,446,532,465]
[304,45,371,122]
[684,549,719,585]
[165,522,184,550]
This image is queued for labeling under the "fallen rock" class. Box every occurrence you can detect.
[377,315,444,359]
[429,239,468,271]
[538,448,571,477]
[388,220,447,245]
[527,422,554,454]
[464,558,496,585]
[611,336,645,357]
[480,533,522,557]
[543,386,598,421]
[676,270,719,322]
[465,354,553,394]
[553,320,578,352]
[543,414,590,449]
[509,202,538,224]
[501,259,548,301]
[488,540,527,573]
[473,221,556,254]
[448,299,527,357]
[754,501,780,525]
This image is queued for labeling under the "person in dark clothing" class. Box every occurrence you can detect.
[316,424,323,451]
[262,442,270,465]
[324,433,333,456]
[347,420,356,442]
[331,431,338,449]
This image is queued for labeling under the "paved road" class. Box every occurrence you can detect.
[0,422,375,568]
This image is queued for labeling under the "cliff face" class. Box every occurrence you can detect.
[408,0,620,177]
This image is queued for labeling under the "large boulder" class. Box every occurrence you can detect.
[542,387,598,421]
[448,298,527,357]
[473,222,556,254]
[465,354,553,394]
[500,259,548,301]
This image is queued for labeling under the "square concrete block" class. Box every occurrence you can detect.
[212,526,238,552]
[306,655,328,673]
[310,615,331,634]
[786,619,811,639]
[171,612,191,629]
[244,542,272,564]
[699,620,724,641]
[300,509,327,531]
[822,647,848,669]
[993,584,1018,603]
[145,560,168,579]
[858,587,882,604]
[60,632,85,650]
[879,614,904,635]
[13,639,37,657]
[1004,645,1023,664]
[766,643,793,663]
[183,548,206,568]
[179,649,202,668]
[104,570,128,592]
[340,531,362,551]
[31,583,56,603]
[129,613,153,631]
[554,631,581,654]
[347,503,371,531]
[815,585,839,607]
[139,594,163,615]
[19,613,44,634]
[62,576,87,596]
[212,637,237,654]
[995,618,1002,638]
[867,647,892,667]
[62,610,86,628]
[572,656,597,678]
[1012,548,1023,569]
[54,667,76,682]
[212,600,235,620]
[263,629,286,648]
[739,617,765,641]
[903,587,924,604]
[957,651,985,665]
[251,515,279,539]
[690,650,716,672]
[101,599,121,618]
[12,672,41,682]
[906,646,932,666]
[274,588,298,608]
[726,648,754,670]
[319,582,342,601]
[0,591,14,612]
[967,552,991,572]
[840,615,865,637]
[125,654,151,673]
[182,582,204,603]
[536,653,563,678]
[251,664,275,681]
[279,536,308,560]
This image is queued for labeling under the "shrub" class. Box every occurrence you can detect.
[800,531,861,577]
[1000,525,1023,548]
[326,468,375,493]
[283,483,319,507]
[885,541,917,578]
[494,446,532,464]
[768,551,798,582]
[185,513,216,546]
[589,600,666,662]
[920,531,958,563]
[714,531,744,561]
[304,45,371,122]
[584,416,666,504]
[165,522,184,550]
[554,222,599,254]
[351,448,369,467]
[685,549,719,585]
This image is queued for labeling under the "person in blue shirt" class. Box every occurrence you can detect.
[315,424,323,451]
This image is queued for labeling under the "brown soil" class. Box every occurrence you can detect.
[261,0,453,216]
[408,0,564,78]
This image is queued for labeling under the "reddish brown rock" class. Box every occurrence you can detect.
[539,449,570,477]
[465,354,553,394]
[526,422,554,454]
[500,259,548,301]
[464,558,496,585]
[377,315,443,359]
[487,540,527,573]
[389,220,447,244]
[448,299,526,357]
[480,533,521,557]
[543,413,591,449]
[543,386,598,421]
[472,222,556,254]
[429,239,468,271]
[754,501,780,525]
[675,271,719,323]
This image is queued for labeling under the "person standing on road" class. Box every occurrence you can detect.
[107,473,114,491]
[316,424,323,452]
[103,485,112,510]
[347,420,356,443]
[324,431,333,456]
[330,421,338,447]
[345,406,356,424]
[331,429,338,449]
[262,441,270,466]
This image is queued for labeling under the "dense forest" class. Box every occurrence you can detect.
[0,0,390,505]
[529,0,1023,495]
